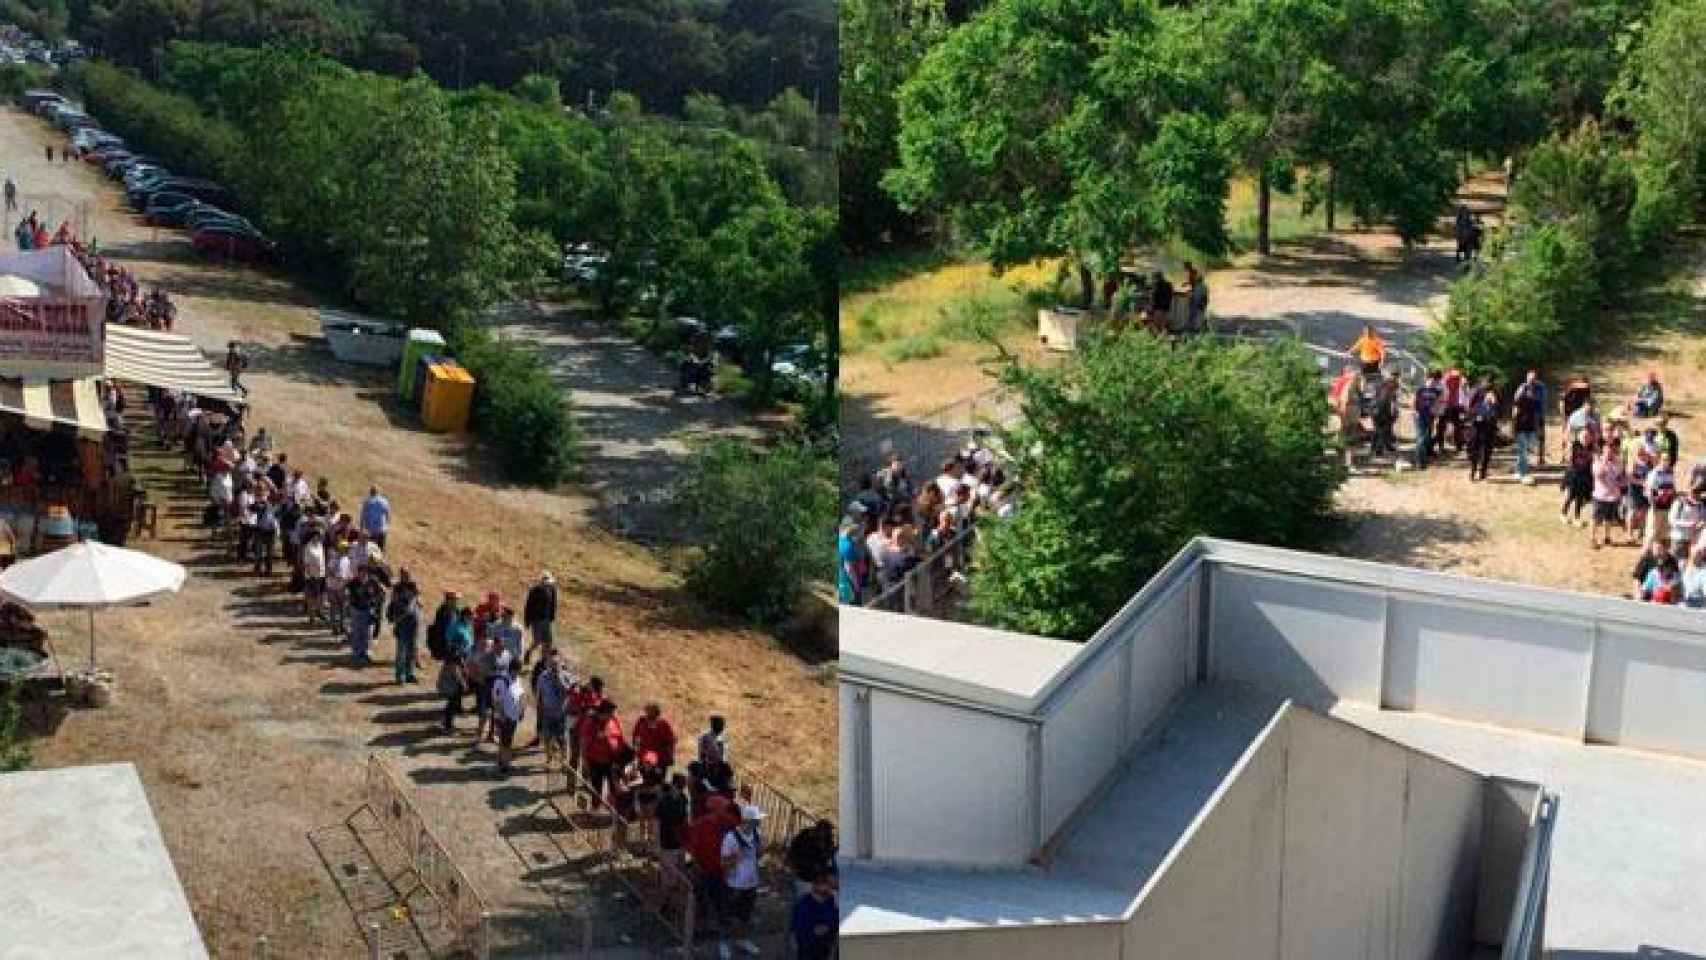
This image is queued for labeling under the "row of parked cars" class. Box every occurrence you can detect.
[23,89,278,263]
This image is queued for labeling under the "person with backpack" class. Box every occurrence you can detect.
[1412,371,1442,469]
[427,589,458,661]
[388,573,422,684]
[718,805,766,960]
[1466,383,1499,482]
[346,568,379,667]
[492,654,527,776]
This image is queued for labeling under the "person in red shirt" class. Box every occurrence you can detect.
[687,794,740,935]
[473,591,502,645]
[632,702,677,771]
[567,676,603,772]
[580,700,626,802]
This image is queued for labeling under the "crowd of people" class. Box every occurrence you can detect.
[169,373,835,956]
[1334,339,1706,607]
[837,429,1017,605]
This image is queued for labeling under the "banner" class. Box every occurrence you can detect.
[0,296,104,378]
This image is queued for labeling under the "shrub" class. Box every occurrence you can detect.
[1428,223,1599,380]
[969,332,1343,641]
[0,681,30,773]
[883,332,943,362]
[454,333,579,485]
[676,439,835,626]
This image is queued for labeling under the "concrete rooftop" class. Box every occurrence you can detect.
[841,607,1081,713]
[1333,703,1706,957]
[0,762,208,959]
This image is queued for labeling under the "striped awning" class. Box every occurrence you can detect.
[103,324,244,404]
[0,377,106,439]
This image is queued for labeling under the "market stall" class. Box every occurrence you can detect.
[0,246,134,551]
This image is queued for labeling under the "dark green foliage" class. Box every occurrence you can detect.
[453,332,580,485]
[969,333,1343,641]
[0,681,31,773]
[676,439,835,626]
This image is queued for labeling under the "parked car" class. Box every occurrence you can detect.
[143,193,202,225]
[185,208,256,233]
[106,155,153,178]
[192,225,276,263]
[130,178,227,209]
[771,343,827,393]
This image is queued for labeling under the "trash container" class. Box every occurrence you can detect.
[421,360,475,433]
[398,328,447,402]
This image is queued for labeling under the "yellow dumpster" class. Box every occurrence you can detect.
[421,360,475,433]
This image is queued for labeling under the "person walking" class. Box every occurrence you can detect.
[224,342,249,397]
[1591,442,1628,549]
[1467,383,1498,482]
[718,806,765,960]
[522,571,558,662]
[791,870,839,960]
[4,175,15,214]
[493,654,526,776]
[437,649,468,734]
[347,568,378,666]
[1513,374,1542,483]
[388,574,422,684]
[1413,371,1442,469]
[360,485,390,549]
[1560,434,1594,526]
[534,647,571,769]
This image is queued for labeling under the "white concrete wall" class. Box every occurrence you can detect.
[838,922,1122,960]
[1384,596,1591,738]
[1124,706,1487,960]
[866,689,1034,866]
[1209,566,1386,708]
[1475,778,1540,947]
[840,685,864,858]
[1588,624,1706,756]
[1038,569,1198,843]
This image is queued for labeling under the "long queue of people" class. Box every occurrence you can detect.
[837,431,1017,606]
[173,381,836,956]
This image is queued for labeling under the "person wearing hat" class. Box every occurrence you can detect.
[522,571,558,663]
[718,804,765,959]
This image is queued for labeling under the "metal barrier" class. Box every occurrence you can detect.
[1501,791,1559,960]
[860,523,977,618]
[355,754,491,958]
[736,771,828,863]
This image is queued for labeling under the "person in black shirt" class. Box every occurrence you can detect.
[1513,374,1542,481]
[1632,540,1671,600]
[786,819,838,898]
[1413,372,1443,469]
[1148,271,1174,331]
[656,773,691,869]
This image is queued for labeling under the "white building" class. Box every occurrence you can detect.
[840,538,1706,958]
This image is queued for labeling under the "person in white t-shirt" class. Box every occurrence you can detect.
[718,805,765,959]
[301,532,328,624]
[934,458,965,500]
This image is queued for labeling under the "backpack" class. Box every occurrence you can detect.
[1655,486,1677,509]
[426,618,448,660]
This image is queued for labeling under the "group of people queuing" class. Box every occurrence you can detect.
[837,430,1016,605]
[164,397,837,958]
[78,244,177,331]
[11,209,70,252]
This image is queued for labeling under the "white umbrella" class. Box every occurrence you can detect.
[0,541,186,669]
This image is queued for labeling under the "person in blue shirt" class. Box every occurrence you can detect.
[360,485,392,549]
[791,870,838,960]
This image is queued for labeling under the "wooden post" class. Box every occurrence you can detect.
[368,922,381,960]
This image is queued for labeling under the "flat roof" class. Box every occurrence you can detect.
[0,762,208,959]
[842,685,1281,935]
[1332,703,1706,954]
[841,607,1080,714]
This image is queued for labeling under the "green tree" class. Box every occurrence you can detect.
[677,438,834,626]
[885,0,1232,306]
[970,332,1342,640]
[513,71,561,108]
[1618,0,1706,246]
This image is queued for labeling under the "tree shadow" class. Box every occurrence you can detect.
[1327,510,1491,572]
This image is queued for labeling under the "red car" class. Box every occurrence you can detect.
[191,225,277,264]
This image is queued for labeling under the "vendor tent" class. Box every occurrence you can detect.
[103,324,244,404]
[0,376,105,438]
[0,540,186,669]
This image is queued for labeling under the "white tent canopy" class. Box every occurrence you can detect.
[0,542,186,669]
[104,324,245,404]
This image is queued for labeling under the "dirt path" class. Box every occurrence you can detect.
[2,106,831,957]
[485,304,764,503]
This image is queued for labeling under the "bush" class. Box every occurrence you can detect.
[676,439,835,626]
[454,333,579,485]
[1428,223,1600,380]
[0,681,30,773]
[969,332,1343,641]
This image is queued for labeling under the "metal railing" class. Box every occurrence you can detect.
[1501,791,1559,960]
[736,771,830,865]
[861,523,978,618]
[355,754,490,958]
